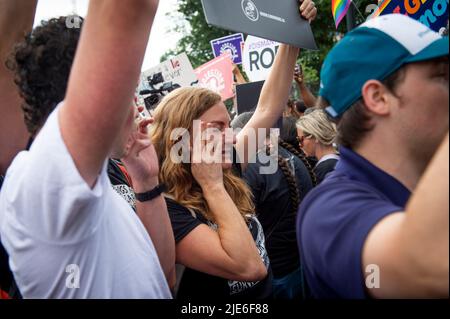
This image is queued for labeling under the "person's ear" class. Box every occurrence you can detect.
[361,80,391,116]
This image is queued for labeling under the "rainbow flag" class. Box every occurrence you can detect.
[332,0,352,29]
[370,0,392,18]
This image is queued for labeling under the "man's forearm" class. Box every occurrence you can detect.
[235,44,299,168]
[401,133,449,294]
[257,44,299,117]
[61,0,159,187]
[298,82,317,108]
[0,0,38,174]
[0,0,37,58]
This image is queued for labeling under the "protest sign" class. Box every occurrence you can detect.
[371,0,449,33]
[195,53,235,101]
[211,33,245,65]
[235,80,282,130]
[242,35,280,82]
[141,52,198,90]
[138,53,198,112]
[201,0,317,49]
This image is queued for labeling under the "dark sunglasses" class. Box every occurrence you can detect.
[296,134,311,146]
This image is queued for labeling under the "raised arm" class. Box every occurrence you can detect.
[233,64,247,85]
[0,0,37,174]
[60,0,159,187]
[363,133,449,298]
[294,67,317,108]
[121,113,176,289]
[235,0,317,170]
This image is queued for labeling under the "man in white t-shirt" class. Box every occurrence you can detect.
[0,0,173,298]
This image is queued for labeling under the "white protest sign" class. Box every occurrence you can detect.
[138,53,198,113]
[141,52,198,89]
[242,35,280,82]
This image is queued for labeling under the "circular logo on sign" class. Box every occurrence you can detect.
[202,69,225,93]
[241,0,259,22]
[220,43,238,61]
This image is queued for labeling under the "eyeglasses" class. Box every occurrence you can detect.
[296,134,312,146]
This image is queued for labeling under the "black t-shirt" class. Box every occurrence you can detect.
[167,149,272,299]
[243,147,314,278]
[107,159,136,211]
[166,198,273,299]
[314,158,338,185]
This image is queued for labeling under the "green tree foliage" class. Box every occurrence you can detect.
[162,0,376,94]
[161,0,233,68]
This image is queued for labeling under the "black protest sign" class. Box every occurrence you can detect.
[201,0,317,50]
[236,80,282,130]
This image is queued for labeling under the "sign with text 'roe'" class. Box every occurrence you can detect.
[242,35,280,82]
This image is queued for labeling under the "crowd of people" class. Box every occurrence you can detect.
[0,0,448,300]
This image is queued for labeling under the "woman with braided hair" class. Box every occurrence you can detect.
[231,112,314,299]
[280,116,318,186]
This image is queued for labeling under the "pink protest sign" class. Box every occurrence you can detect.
[195,53,234,101]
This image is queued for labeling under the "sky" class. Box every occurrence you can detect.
[33,0,183,71]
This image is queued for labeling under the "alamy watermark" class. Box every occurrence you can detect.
[365,264,381,289]
[65,15,82,29]
[169,121,280,175]
[65,264,80,289]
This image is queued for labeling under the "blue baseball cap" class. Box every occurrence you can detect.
[320,14,449,118]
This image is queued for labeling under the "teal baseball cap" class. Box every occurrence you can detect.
[320,14,449,118]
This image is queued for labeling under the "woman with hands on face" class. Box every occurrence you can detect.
[148,0,318,299]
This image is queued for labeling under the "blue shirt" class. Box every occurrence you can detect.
[297,147,411,299]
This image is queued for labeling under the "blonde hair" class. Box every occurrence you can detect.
[150,87,254,223]
[296,109,337,146]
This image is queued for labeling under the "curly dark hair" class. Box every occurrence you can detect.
[6,16,83,136]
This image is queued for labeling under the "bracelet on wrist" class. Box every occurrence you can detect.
[134,183,167,202]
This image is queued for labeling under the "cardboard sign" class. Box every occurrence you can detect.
[201,0,317,50]
[211,33,245,65]
[195,53,235,101]
[138,53,198,112]
[140,53,198,90]
[242,35,280,82]
[372,0,449,33]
